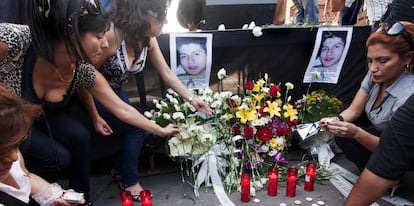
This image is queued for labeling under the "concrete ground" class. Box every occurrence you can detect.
[62,146,414,206]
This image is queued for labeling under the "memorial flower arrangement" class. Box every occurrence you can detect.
[295,89,343,124]
[145,69,336,205]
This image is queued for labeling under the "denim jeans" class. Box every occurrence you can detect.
[94,88,148,186]
[292,0,319,24]
[339,0,363,25]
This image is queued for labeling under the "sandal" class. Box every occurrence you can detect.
[119,182,153,202]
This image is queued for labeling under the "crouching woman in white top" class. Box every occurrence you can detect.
[0,85,83,206]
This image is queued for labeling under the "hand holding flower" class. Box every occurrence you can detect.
[157,124,180,137]
[190,96,213,116]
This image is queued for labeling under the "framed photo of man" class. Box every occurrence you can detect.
[303,27,353,84]
[170,33,213,89]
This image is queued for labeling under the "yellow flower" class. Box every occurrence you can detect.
[275,137,285,151]
[236,107,257,124]
[252,93,266,104]
[253,79,265,92]
[283,104,298,121]
[264,100,281,118]
[269,138,278,149]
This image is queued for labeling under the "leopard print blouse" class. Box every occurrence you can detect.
[0,23,96,105]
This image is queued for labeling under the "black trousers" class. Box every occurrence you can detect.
[334,125,382,171]
[21,110,92,194]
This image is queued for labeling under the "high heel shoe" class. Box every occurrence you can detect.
[119,182,152,202]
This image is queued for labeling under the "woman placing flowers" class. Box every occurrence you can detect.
[320,21,414,171]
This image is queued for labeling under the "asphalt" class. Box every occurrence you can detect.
[57,146,414,206]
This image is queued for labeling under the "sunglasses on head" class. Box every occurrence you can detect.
[147,9,167,22]
[80,0,102,16]
[381,21,414,51]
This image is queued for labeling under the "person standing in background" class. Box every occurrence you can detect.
[292,0,320,24]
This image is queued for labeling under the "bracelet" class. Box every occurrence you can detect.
[336,115,344,121]
[188,94,195,104]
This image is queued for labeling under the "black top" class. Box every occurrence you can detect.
[367,93,414,180]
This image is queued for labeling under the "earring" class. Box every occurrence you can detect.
[405,64,410,71]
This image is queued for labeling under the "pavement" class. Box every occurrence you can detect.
[58,145,414,206]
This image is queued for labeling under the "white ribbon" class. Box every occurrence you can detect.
[193,146,235,206]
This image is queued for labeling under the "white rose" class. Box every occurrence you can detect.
[252,26,263,37]
[218,24,226,31]
[217,68,227,80]
[144,111,152,118]
[162,113,171,120]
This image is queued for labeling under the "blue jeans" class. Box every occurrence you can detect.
[339,0,363,25]
[94,88,148,186]
[292,0,319,24]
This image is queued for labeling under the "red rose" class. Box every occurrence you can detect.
[259,105,269,116]
[227,99,237,108]
[232,125,241,134]
[269,85,281,97]
[257,127,273,141]
[243,126,254,139]
[245,81,254,90]
[287,119,298,126]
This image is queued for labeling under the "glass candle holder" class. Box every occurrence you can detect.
[240,173,250,202]
[140,190,152,206]
[286,167,298,197]
[120,191,133,206]
[268,167,278,196]
[304,162,317,191]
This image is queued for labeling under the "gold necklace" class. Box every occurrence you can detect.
[54,64,75,83]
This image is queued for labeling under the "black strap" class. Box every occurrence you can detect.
[0,190,29,206]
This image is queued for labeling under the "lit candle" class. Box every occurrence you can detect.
[120,191,133,206]
[240,173,250,202]
[268,167,278,196]
[140,190,152,206]
[304,162,317,191]
[286,167,298,197]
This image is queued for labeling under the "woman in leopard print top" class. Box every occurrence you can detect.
[0,0,179,203]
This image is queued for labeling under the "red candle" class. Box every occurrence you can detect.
[268,167,278,196]
[286,167,298,197]
[140,190,152,206]
[304,162,317,191]
[240,173,250,202]
[120,191,133,206]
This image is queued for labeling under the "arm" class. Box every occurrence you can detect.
[87,70,179,137]
[77,88,113,136]
[344,168,398,205]
[19,152,81,206]
[321,91,380,151]
[148,37,212,115]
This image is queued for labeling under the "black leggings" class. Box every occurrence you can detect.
[21,111,92,193]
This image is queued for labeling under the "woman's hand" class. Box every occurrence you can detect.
[93,116,113,136]
[191,97,213,116]
[324,120,359,138]
[53,190,85,206]
[158,124,180,137]
[319,116,339,131]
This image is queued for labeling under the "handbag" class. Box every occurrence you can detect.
[381,0,414,23]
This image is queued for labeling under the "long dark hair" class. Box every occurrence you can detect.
[111,0,168,59]
[27,0,110,65]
